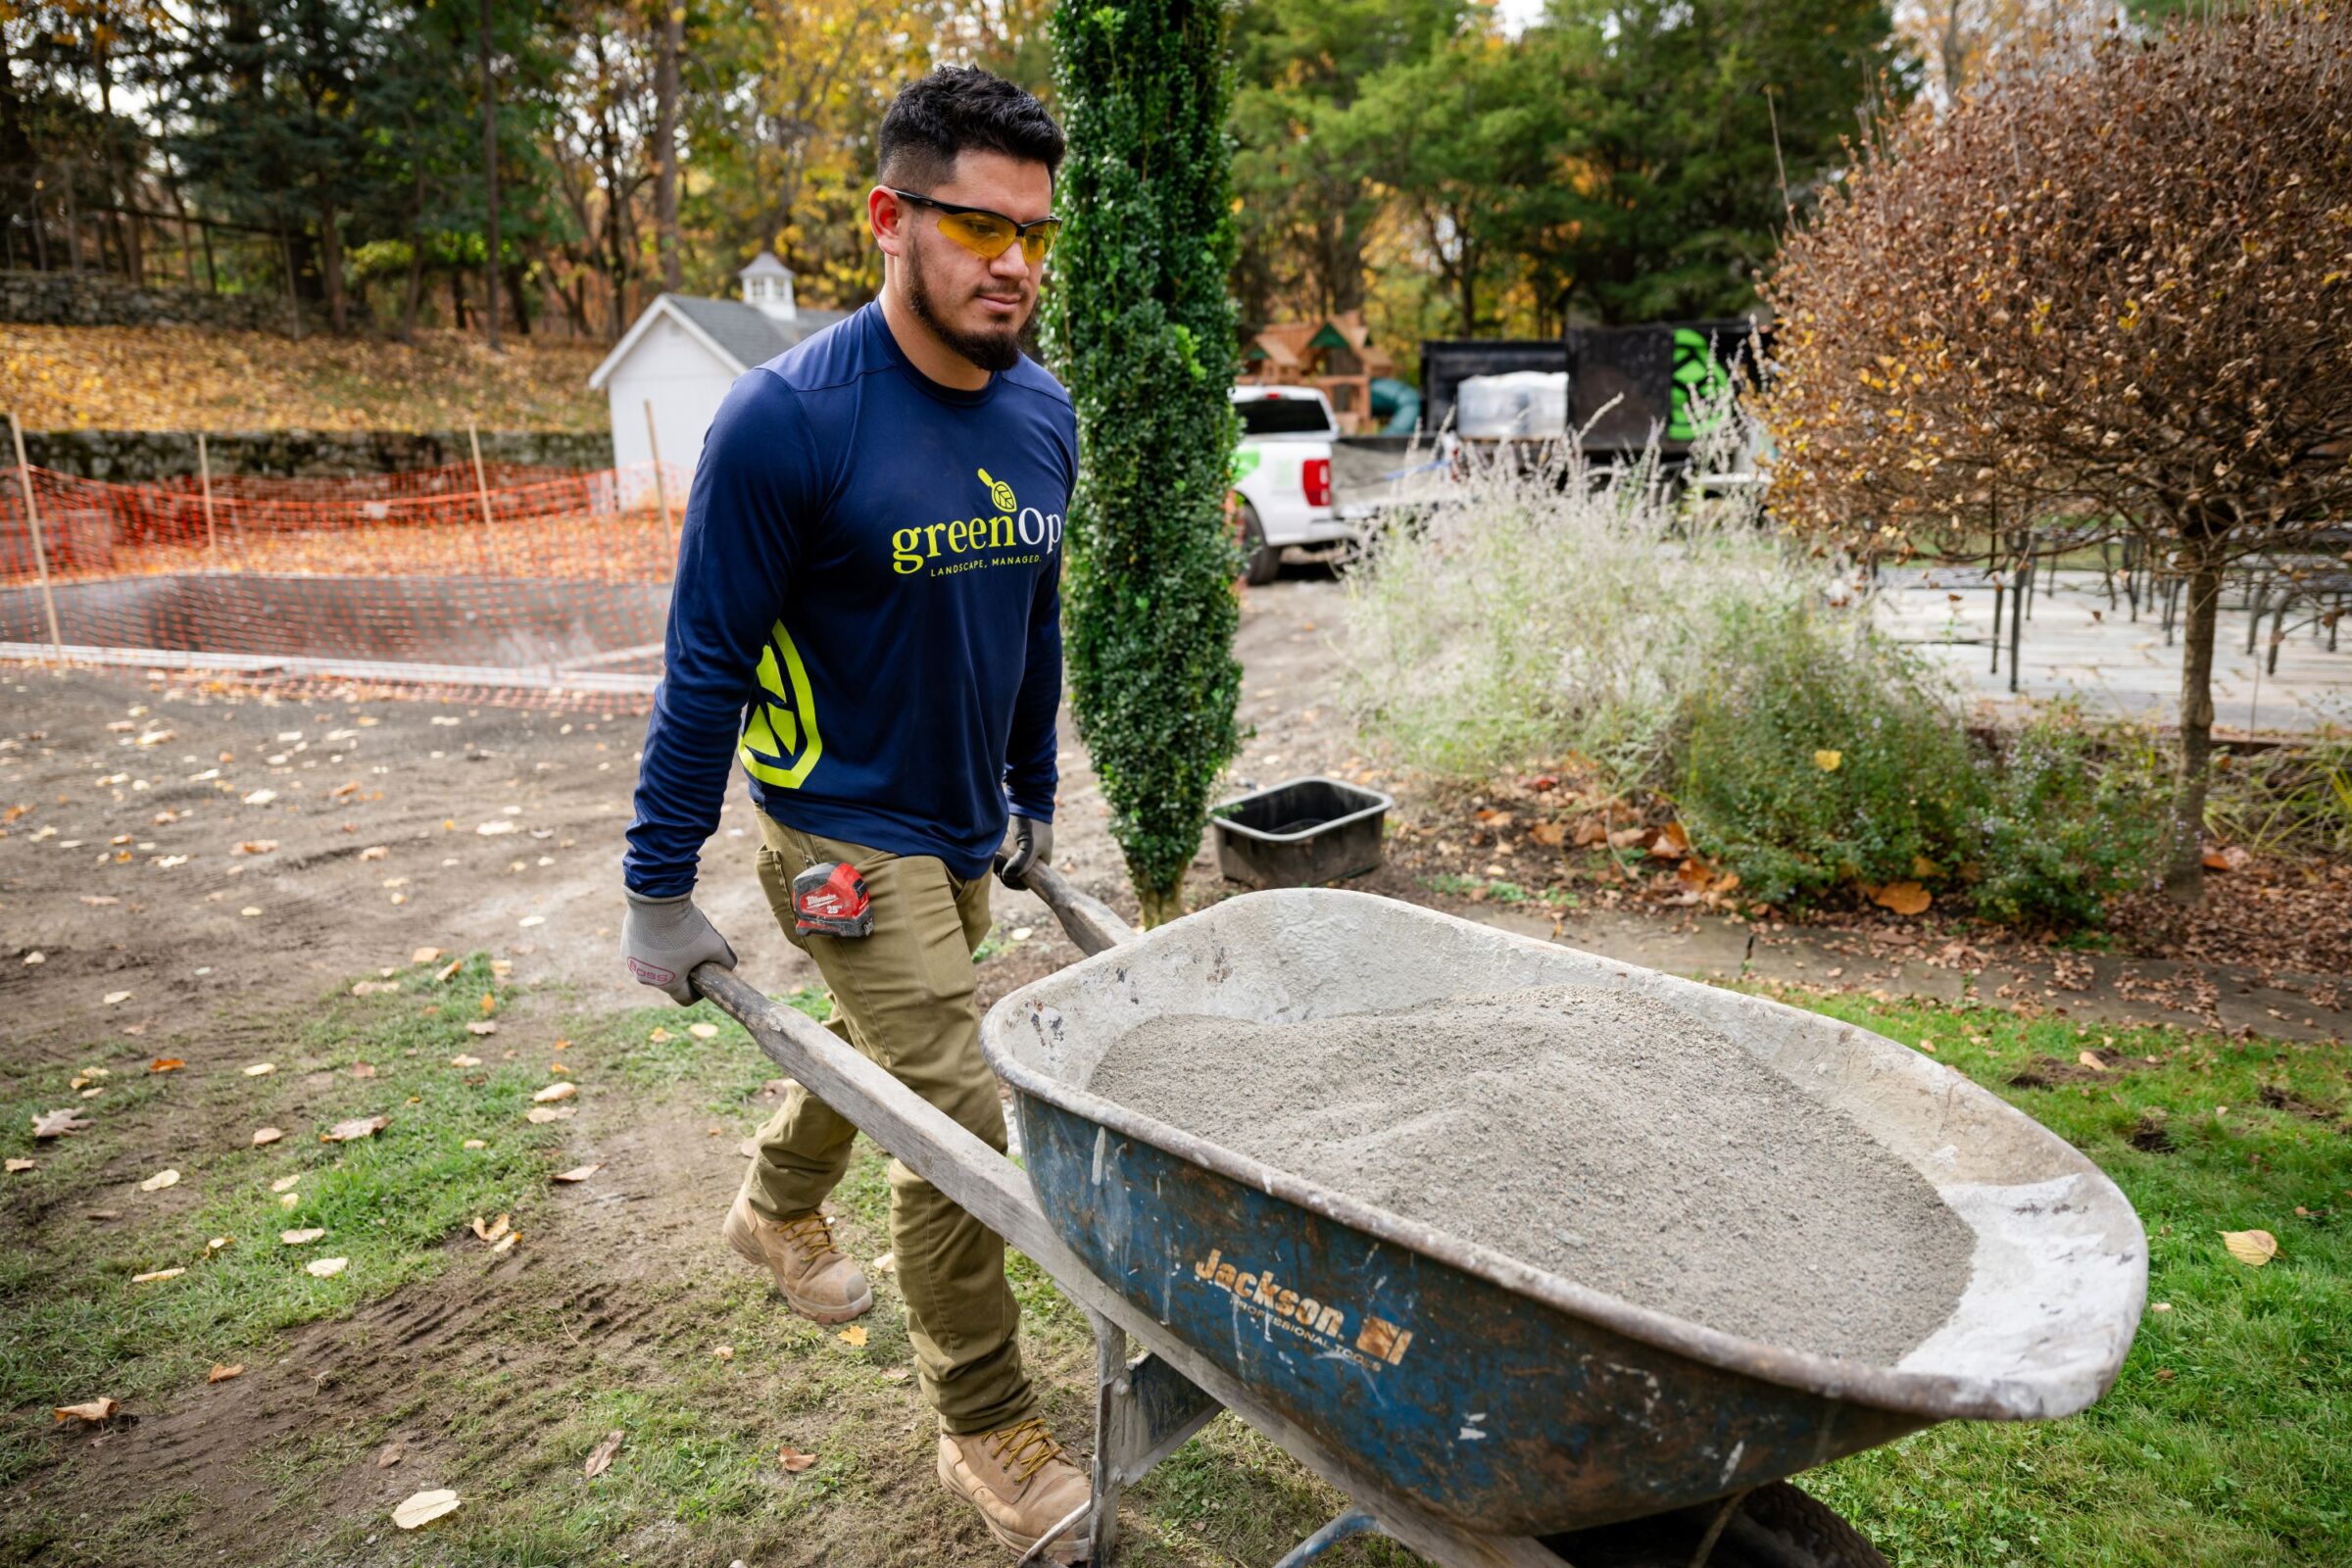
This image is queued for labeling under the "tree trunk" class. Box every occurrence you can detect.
[477,0,502,353]
[654,0,682,292]
[1136,878,1185,930]
[318,204,348,333]
[2162,549,2225,903]
[400,241,425,344]
[504,261,532,336]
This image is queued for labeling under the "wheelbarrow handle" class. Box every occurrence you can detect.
[997,856,1138,956]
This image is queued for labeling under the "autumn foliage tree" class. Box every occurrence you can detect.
[1761,3,2352,903]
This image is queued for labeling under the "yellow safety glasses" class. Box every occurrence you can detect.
[887,187,1061,267]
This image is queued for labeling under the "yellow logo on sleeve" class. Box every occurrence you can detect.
[737,620,823,789]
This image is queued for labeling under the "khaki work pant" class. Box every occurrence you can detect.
[740,812,1035,1436]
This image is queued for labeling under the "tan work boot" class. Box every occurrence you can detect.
[938,1416,1092,1564]
[719,1193,873,1325]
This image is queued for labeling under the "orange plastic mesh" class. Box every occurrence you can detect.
[2,462,685,710]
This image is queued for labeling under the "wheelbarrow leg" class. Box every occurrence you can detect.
[1080,1306,1223,1565]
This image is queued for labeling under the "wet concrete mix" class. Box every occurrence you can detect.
[1087,985,1977,1363]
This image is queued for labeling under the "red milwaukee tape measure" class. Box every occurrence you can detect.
[791,860,874,938]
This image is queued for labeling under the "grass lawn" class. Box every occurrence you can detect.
[2,958,2344,1566]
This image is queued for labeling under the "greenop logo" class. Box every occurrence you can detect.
[891,466,1063,576]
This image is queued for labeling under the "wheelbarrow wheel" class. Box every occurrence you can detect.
[1535,1481,1887,1568]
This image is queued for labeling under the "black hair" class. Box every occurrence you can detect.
[877,67,1064,192]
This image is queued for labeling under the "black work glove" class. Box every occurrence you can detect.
[622,890,738,1004]
[999,813,1053,889]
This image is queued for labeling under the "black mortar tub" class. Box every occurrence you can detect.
[1210,775,1394,889]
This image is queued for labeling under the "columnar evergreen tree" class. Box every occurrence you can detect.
[1043,0,1244,928]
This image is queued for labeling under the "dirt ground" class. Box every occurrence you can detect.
[5,568,2340,1567]
[0,572,1383,1568]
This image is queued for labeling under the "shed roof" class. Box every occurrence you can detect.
[587,293,850,390]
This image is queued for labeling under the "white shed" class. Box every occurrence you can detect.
[588,254,847,488]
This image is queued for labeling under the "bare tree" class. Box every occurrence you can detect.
[1762,4,2352,903]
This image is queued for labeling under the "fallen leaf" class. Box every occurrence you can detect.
[280,1228,326,1246]
[648,1026,672,1044]
[243,1062,276,1077]
[250,1126,283,1148]
[147,1057,184,1073]
[131,1267,185,1283]
[490,1230,518,1254]
[306,1256,349,1279]
[711,1345,735,1360]
[358,845,389,861]
[22,952,43,965]
[1605,825,1647,851]
[2221,1229,2279,1267]
[836,1325,867,1348]
[776,1444,817,1474]
[871,1251,895,1274]
[584,1429,624,1479]
[433,957,463,983]
[1813,750,1843,772]
[518,914,545,928]
[552,1163,603,1184]
[32,1108,91,1138]
[1869,881,1933,916]
[1528,821,1568,848]
[411,947,442,964]
[524,1105,574,1124]
[882,1367,910,1383]
[138,1168,181,1192]
[53,1398,119,1423]
[207,1363,244,1384]
[375,1442,404,1468]
[104,991,132,1005]
[689,1022,718,1040]
[243,788,276,806]
[321,1115,389,1144]
[392,1489,461,1530]
[233,840,277,856]
[2077,1051,2108,1072]
[1651,820,1690,858]
[475,819,516,836]
[205,1236,231,1253]
[448,1054,482,1067]
[532,1082,577,1103]
[270,1174,302,1193]
[462,1138,486,1150]
[471,1213,512,1244]
[6,1157,33,1172]
[1571,817,1608,848]
[466,1020,499,1036]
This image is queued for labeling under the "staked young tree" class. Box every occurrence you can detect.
[1760,4,2352,903]
[1043,0,1244,928]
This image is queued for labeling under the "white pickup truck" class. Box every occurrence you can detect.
[1229,385,1359,585]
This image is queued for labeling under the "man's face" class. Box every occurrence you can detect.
[881,150,1054,373]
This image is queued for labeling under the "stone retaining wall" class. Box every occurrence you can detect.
[0,269,300,332]
[20,428,614,480]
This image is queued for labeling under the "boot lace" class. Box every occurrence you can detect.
[984,1417,1063,1484]
[772,1210,840,1258]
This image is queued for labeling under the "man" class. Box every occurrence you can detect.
[619,67,1086,1563]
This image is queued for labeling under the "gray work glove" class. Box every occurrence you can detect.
[622,889,738,1004]
[999,812,1053,889]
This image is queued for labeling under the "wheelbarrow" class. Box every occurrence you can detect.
[691,867,2145,1568]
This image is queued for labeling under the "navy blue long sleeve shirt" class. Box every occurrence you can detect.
[624,303,1074,896]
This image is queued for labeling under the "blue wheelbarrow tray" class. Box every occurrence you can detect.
[980,889,2146,1540]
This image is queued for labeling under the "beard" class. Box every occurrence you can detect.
[902,237,1027,373]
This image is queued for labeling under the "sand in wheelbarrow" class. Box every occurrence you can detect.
[1087,985,1976,1364]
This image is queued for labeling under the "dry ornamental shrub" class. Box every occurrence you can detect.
[1761,3,2352,903]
